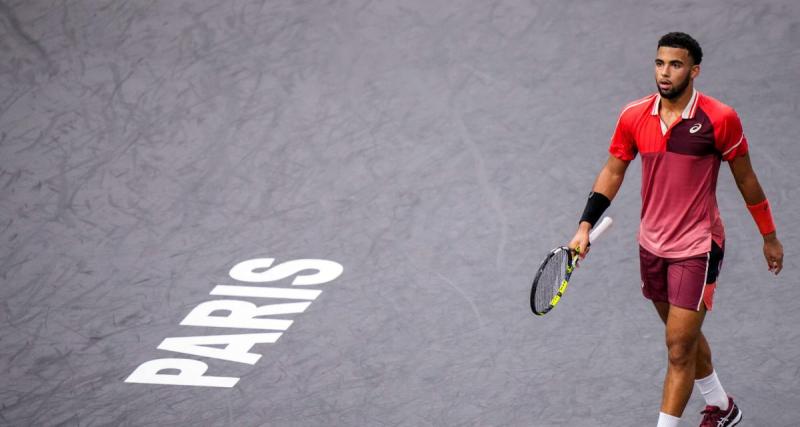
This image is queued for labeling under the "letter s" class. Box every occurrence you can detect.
[228,258,343,286]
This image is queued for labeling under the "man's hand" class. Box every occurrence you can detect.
[763,233,784,275]
[568,221,592,260]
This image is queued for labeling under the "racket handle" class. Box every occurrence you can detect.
[589,216,613,243]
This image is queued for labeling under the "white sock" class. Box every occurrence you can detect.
[656,412,681,427]
[695,370,729,410]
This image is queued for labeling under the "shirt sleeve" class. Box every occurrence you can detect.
[608,109,637,161]
[715,108,749,161]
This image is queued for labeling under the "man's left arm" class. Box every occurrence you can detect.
[728,153,784,274]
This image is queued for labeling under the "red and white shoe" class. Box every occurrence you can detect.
[699,396,742,427]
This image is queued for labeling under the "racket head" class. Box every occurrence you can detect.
[530,246,575,315]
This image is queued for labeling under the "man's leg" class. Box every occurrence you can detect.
[653,302,739,426]
[693,334,730,411]
[661,303,706,417]
[653,301,713,380]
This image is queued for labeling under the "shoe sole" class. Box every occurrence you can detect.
[729,408,742,426]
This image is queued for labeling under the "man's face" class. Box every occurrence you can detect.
[654,46,699,100]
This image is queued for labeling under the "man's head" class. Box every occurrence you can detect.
[655,32,702,100]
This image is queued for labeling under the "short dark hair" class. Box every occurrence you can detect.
[658,32,703,65]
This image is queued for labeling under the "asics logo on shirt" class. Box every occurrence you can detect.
[690,123,703,133]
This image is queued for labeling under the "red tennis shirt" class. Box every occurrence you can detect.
[609,89,749,258]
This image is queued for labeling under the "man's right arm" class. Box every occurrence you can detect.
[569,154,631,257]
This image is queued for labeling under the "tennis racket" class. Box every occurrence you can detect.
[530,216,613,316]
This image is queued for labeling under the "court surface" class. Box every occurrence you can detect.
[2,1,799,426]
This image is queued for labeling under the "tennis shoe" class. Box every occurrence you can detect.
[699,396,741,426]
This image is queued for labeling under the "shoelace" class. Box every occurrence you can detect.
[699,406,722,427]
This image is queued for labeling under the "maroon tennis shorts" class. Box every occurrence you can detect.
[639,241,724,311]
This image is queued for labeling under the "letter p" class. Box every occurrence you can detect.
[125,358,239,388]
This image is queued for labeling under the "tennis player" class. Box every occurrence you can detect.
[568,32,784,426]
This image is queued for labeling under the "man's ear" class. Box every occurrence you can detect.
[691,64,701,80]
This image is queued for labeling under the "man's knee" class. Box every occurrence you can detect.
[666,335,698,367]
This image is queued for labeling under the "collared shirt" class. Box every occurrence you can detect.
[608,90,749,258]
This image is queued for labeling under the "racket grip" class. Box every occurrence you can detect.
[588,216,613,243]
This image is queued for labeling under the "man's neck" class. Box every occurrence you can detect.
[660,84,695,115]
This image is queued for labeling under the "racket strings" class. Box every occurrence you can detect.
[534,249,571,312]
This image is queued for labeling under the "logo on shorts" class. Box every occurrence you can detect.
[689,123,702,134]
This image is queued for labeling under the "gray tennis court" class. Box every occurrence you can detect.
[2,1,798,425]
